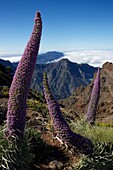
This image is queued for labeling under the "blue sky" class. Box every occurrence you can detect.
[0,0,113,54]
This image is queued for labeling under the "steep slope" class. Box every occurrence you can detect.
[0,58,97,99]
[59,62,113,123]
[0,58,15,72]
[0,63,13,87]
[31,59,97,99]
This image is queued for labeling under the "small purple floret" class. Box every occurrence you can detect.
[5,12,42,139]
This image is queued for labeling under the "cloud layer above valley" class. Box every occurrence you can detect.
[0,50,113,67]
[57,50,113,67]
[0,54,22,63]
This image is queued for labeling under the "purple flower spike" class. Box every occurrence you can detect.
[43,73,93,155]
[85,68,100,125]
[5,12,42,140]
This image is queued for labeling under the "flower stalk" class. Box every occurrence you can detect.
[5,12,42,139]
[43,72,93,154]
[85,68,100,125]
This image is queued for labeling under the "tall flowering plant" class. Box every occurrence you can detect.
[43,72,93,154]
[5,12,42,139]
[85,68,100,125]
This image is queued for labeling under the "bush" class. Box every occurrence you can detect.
[0,127,54,169]
[71,120,113,169]
[25,128,54,164]
[0,129,32,170]
[0,86,9,98]
[75,142,113,170]
[27,99,48,116]
[70,119,113,143]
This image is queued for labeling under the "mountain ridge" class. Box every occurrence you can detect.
[59,61,113,123]
[31,58,97,99]
[12,51,64,66]
[37,51,64,64]
[0,57,97,99]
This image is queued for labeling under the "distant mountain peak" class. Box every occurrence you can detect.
[37,51,64,64]
[43,51,63,54]
[102,61,113,70]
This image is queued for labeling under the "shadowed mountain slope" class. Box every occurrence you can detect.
[0,57,97,99]
[0,63,13,87]
[31,59,97,99]
[59,62,113,123]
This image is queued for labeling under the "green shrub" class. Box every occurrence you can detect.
[96,122,113,127]
[0,129,32,170]
[27,99,48,116]
[75,142,113,170]
[25,128,54,164]
[0,86,9,98]
[0,127,54,169]
[70,119,113,143]
[71,120,113,169]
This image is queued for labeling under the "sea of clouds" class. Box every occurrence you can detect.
[0,53,22,63]
[0,49,113,67]
[54,49,113,67]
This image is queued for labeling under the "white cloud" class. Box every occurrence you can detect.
[54,49,113,67]
[0,54,22,62]
[0,50,113,67]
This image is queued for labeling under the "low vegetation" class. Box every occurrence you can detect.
[71,120,113,169]
[1,118,113,169]
[0,127,57,170]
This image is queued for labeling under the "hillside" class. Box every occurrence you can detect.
[0,87,85,169]
[59,62,113,123]
[0,57,97,99]
[31,59,97,99]
[0,63,13,87]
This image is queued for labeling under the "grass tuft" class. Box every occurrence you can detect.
[70,119,113,143]
[0,126,55,169]
[71,119,113,169]
[0,128,32,170]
